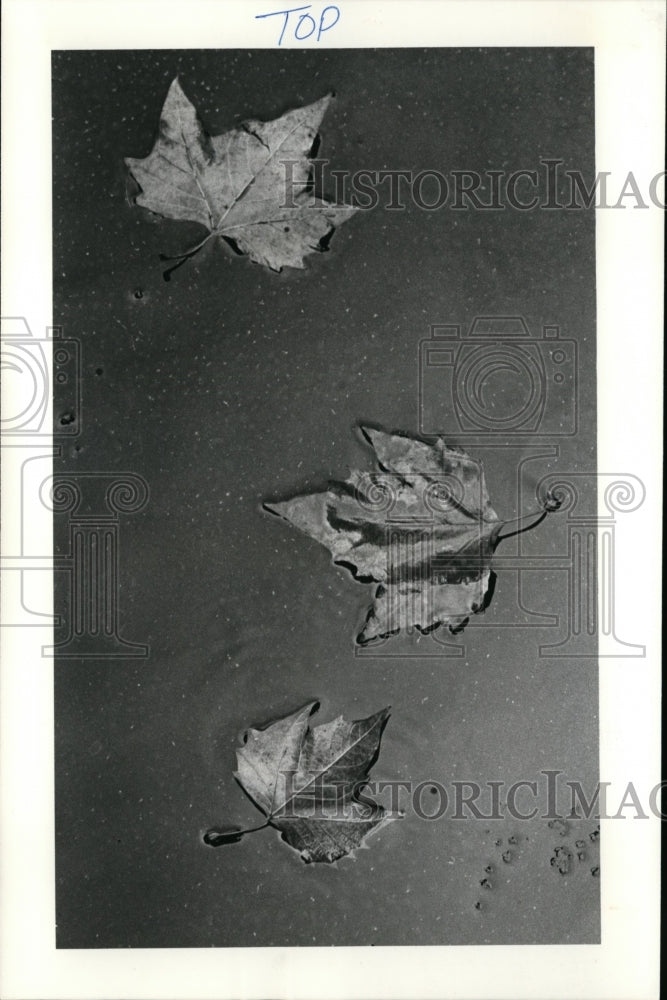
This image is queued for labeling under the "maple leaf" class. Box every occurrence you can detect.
[125,77,357,277]
[204,701,398,864]
[264,426,562,644]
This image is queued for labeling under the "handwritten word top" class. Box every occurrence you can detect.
[255,5,341,46]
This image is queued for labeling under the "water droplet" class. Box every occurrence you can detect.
[550,846,572,876]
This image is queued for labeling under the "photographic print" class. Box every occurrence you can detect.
[50,45,601,948]
[1,3,663,998]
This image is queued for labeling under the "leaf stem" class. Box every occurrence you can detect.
[160,231,215,281]
[203,820,271,847]
[496,493,562,543]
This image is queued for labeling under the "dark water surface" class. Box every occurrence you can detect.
[53,48,599,947]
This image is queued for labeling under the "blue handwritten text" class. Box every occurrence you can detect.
[255,5,341,46]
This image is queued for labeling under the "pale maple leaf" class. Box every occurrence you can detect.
[204,701,399,864]
[264,426,561,644]
[125,77,358,276]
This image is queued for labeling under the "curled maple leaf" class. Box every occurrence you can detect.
[125,77,357,277]
[264,426,562,644]
[204,701,399,864]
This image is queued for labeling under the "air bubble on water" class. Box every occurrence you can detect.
[550,845,572,876]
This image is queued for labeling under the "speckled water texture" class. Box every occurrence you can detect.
[52,48,599,948]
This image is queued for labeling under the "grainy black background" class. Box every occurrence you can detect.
[53,48,598,948]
